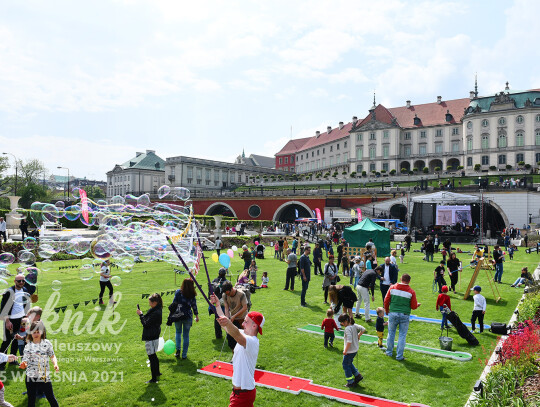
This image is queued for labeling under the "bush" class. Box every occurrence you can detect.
[489,166,497,171]
[525,164,531,169]
[506,164,512,170]
[457,165,464,170]
[434,166,441,172]
[350,171,356,178]
[381,170,386,174]
[361,171,367,177]
[412,167,418,172]
[400,168,407,174]
[423,167,429,173]
[518,161,525,166]
[474,164,481,171]
[389,169,396,175]
[446,166,453,170]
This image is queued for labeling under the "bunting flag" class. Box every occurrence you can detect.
[73,303,80,309]
[60,306,67,313]
[142,294,149,299]
[92,299,98,304]
[84,300,91,306]
[192,246,203,276]
[357,208,363,222]
[54,307,60,314]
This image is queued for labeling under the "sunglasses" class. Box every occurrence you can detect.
[15,280,25,283]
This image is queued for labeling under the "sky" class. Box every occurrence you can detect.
[0,0,539,181]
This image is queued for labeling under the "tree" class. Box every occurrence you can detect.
[525,164,531,170]
[412,167,418,172]
[389,169,396,175]
[446,165,453,171]
[474,164,481,171]
[506,164,512,170]
[18,159,48,185]
[457,165,464,170]
[332,171,338,178]
[84,185,105,200]
[423,167,429,174]
[381,170,386,174]
[489,166,497,171]
[400,168,408,174]
[518,161,525,166]
[361,171,367,177]
[19,182,49,209]
[350,171,357,178]
[434,166,441,172]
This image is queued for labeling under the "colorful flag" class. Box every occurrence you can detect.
[315,208,322,224]
[357,208,362,222]
[350,209,355,218]
[295,209,299,218]
[80,189,89,224]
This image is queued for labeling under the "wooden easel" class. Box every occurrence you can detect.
[463,258,501,303]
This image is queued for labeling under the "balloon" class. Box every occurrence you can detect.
[231,245,238,252]
[163,339,176,355]
[219,253,231,268]
[157,337,165,352]
[227,249,234,259]
[254,241,259,246]
[211,253,219,263]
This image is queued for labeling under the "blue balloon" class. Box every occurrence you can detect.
[219,253,231,268]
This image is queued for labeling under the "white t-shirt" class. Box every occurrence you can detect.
[232,332,259,390]
[390,255,397,265]
[11,288,27,319]
[382,265,391,285]
[343,324,365,354]
[100,265,111,282]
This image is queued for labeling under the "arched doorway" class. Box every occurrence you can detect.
[413,160,425,172]
[273,201,312,222]
[447,158,460,171]
[399,161,411,172]
[389,204,407,221]
[429,159,443,172]
[204,202,237,217]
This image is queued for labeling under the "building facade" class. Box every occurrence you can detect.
[291,84,540,177]
[165,155,286,192]
[275,137,311,172]
[106,150,165,198]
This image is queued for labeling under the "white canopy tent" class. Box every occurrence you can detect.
[411,191,480,204]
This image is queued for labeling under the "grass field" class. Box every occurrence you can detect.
[2,243,536,407]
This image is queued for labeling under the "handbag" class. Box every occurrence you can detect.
[336,276,341,282]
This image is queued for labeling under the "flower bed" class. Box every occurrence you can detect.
[472,291,540,406]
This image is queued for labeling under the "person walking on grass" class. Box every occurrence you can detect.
[338,314,365,388]
[284,248,297,291]
[137,293,162,383]
[167,279,199,359]
[299,246,312,307]
[384,274,420,361]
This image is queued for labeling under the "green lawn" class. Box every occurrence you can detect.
[2,243,534,406]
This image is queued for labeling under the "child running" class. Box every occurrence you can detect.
[338,314,365,388]
[321,309,339,348]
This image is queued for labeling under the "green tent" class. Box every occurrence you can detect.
[343,218,391,257]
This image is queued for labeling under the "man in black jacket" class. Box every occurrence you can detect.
[312,243,323,275]
[355,267,383,321]
[379,257,399,303]
[0,275,30,365]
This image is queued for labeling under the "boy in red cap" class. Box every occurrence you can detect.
[435,285,451,330]
[210,294,264,407]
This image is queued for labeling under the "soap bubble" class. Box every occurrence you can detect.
[24,267,39,286]
[18,251,36,266]
[23,237,38,251]
[79,266,94,281]
[0,253,15,266]
[40,259,53,272]
[72,187,81,199]
[0,279,9,294]
[172,187,190,201]
[158,185,171,199]
[64,205,81,221]
[111,276,122,286]
[51,280,62,291]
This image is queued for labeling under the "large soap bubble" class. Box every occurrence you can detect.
[0,253,15,266]
[158,185,170,199]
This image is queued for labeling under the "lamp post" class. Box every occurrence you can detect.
[57,166,70,201]
[2,152,18,195]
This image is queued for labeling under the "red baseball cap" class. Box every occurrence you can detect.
[247,311,265,335]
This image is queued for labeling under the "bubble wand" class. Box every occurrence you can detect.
[195,226,213,296]
[166,236,214,310]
